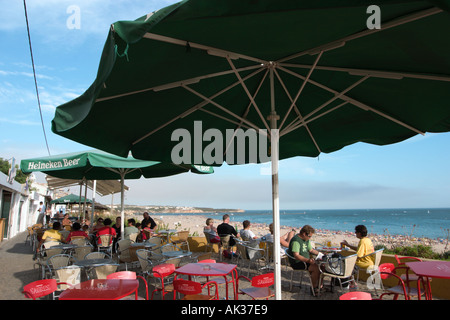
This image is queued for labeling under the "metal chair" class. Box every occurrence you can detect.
[394,254,428,287]
[173,279,219,300]
[171,230,190,252]
[356,248,384,283]
[136,249,154,278]
[22,279,68,300]
[97,234,114,255]
[238,273,275,300]
[236,242,265,277]
[150,263,176,300]
[54,265,82,291]
[318,254,358,297]
[71,245,93,261]
[69,236,89,246]
[283,249,315,294]
[46,254,73,279]
[203,232,220,253]
[107,271,149,300]
[90,263,120,279]
[377,263,426,300]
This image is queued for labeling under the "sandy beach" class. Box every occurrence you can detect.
[148,213,449,253]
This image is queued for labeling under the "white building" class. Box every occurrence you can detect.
[0,172,49,241]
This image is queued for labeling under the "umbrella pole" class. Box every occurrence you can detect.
[120,170,125,239]
[268,64,282,300]
[89,180,96,233]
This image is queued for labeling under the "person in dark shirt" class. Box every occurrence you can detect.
[141,212,157,230]
[217,214,240,246]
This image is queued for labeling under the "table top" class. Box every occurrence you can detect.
[131,242,156,248]
[158,229,178,234]
[73,258,116,267]
[162,250,192,258]
[406,261,450,279]
[316,246,346,252]
[59,279,139,300]
[50,243,78,250]
[175,262,237,277]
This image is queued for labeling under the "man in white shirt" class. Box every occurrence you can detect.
[239,220,258,241]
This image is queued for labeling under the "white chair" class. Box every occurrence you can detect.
[356,248,384,284]
[55,266,82,290]
[84,251,111,260]
[318,254,358,296]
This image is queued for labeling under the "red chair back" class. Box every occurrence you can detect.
[340,291,372,300]
[252,273,274,288]
[153,263,176,278]
[173,279,202,295]
[198,259,216,263]
[107,271,137,280]
[23,279,58,300]
[379,263,395,280]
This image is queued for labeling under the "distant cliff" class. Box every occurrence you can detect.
[113,204,244,214]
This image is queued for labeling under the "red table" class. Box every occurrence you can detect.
[174,262,238,299]
[59,279,139,300]
[406,261,450,300]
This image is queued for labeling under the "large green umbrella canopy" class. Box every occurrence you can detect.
[50,194,92,205]
[21,149,213,237]
[51,0,450,299]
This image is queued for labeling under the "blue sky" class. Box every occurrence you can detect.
[1,0,450,211]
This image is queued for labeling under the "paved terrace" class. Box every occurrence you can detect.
[0,232,422,300]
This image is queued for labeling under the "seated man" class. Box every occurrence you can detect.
[124,218,139,240]
[239,220,258,241]
[96,218,117,246]
[287,225,322,294]
[217,214,240,246]
[65,222,89,243]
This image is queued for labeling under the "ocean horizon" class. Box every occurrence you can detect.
[154,207,450,240]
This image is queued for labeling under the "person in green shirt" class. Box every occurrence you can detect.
[288,225,322,293]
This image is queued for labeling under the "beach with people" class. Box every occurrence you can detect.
[150,213,449,254]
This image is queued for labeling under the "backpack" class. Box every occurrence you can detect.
[324,252,350,287]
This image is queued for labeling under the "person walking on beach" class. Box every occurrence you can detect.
[287,225,322,294]
[217,214,240,246]
[340,224,375,269]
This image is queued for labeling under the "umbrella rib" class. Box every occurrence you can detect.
[279,63,450,82]
[182,84,262,132]
[226,56,271,132]
[224,69,271,157]
[278,66,425,136]
[273,68,321,153]
[96,65,261,103]
[143,32,268,65]
[278,51,323,131]
[277,7,442,64]
[132,67,266,146]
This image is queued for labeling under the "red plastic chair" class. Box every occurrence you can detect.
[107,271,149,300]
[339,291,372,300]
[378,263,424,300]
[238,273,275,300]
[22,279,68,300]
[394,255,422,281]
[173,279,219,300]
[150,263,176,300]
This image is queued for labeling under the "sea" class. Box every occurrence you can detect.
[157,208,450,240]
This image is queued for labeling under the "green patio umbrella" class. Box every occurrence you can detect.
[21,149,213,237]
[51,0,450,298]
[50,194,92,204]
